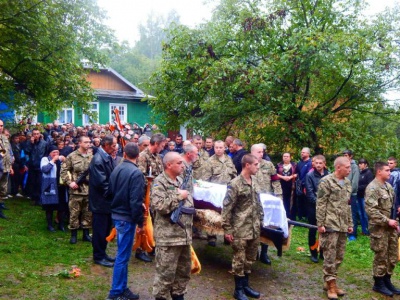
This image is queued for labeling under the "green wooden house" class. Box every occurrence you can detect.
[37,67,152,126]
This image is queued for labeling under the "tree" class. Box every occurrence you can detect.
[110,11,180,95]
[149,0,400,154]
[0,0,116,117]
[135,10,180,59]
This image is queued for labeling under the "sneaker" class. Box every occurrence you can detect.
[123,288,139,300]
[348,235,356,241]
[15,193,24,197]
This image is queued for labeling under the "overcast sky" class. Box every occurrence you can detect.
[96,0,398,46]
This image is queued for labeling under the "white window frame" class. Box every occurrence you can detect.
[58,107,74,124]
[109,103,128,124]
[82,102,99,125]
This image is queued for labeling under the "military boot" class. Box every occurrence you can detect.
[259,244,271,265]
[234,276,249,300]
[323,279,345,296]
[82,229,92,242]
[243,273,260,298]
[70,229,78,244]
[383,274,400,295]
[373,276,393,297]
[326,280,338,300]
[171,294,184,300]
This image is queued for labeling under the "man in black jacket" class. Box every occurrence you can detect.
[89,135,117,268]
[231,139,248,174]
[305,154,329,263]
[357,158,374,236]
[25,128,48,205]
[107,142,145,300]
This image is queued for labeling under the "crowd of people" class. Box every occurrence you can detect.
[0,118,399,300]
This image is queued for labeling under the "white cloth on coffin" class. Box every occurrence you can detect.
[193,181,288,238]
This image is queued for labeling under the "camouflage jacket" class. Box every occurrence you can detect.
[202,154,237,184]
[222,175,263,239]
[365,179,395,226]
[151,172,193,246]
[137,147,163,177]
[255,160,276,193]
[0,134,12,172]
[192,148,209,180]
[316,173,353,232]
[60,150,92,195]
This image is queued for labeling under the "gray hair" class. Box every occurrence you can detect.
[301,147,311,154]
[150,133,166,145]
[138,135,150,145]
[163,151,181,167]
[334,156,348,168]
[251,144,263,152]
[183,144,197,154]
[233,139,244,146]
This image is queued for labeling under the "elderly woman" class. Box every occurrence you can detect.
[40,145,65,232]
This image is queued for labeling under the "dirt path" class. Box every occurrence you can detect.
[117,240,327,300]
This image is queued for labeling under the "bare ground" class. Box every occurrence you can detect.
[99,239,400,300]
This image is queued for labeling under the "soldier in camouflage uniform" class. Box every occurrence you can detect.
[365,162,400,297]
[60,136,93,244]
[203,140,237,246]
[222,154,262,300]
[316,157,353,300]
[0,120,13,218]
[202,140,237,184]
[151,152,194,300]
[191,135,209,180]
[251,143,279,266]
[136,132,166,262]
[180,144,198,194]
[137,133,165,178]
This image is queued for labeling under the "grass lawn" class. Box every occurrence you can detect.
[0,196,398,300]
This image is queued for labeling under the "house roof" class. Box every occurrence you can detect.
[84,64,147,99]
[95,89,143,100]
[101,67,145,97]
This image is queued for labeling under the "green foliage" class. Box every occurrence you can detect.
[109,11,180,95]
[149,0,400,154]
[109,43,161,95]
[135,10,180,59]
[0,0,117,118]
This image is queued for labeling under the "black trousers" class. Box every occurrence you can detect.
[10,164,23,195]
[27,169,42,202]
[92,212,113,260]
[306,202,317,248]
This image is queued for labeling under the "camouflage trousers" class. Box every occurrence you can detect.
[272,181,283,200]
[320,231,347,282]
[68,194,92,230]
[370,225,398,277]
[231,237,260,276]
[152,245,191,298]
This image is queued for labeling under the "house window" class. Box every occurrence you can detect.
[82,102,99,125]
[110,103,127,124]
[58,108,74,124]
